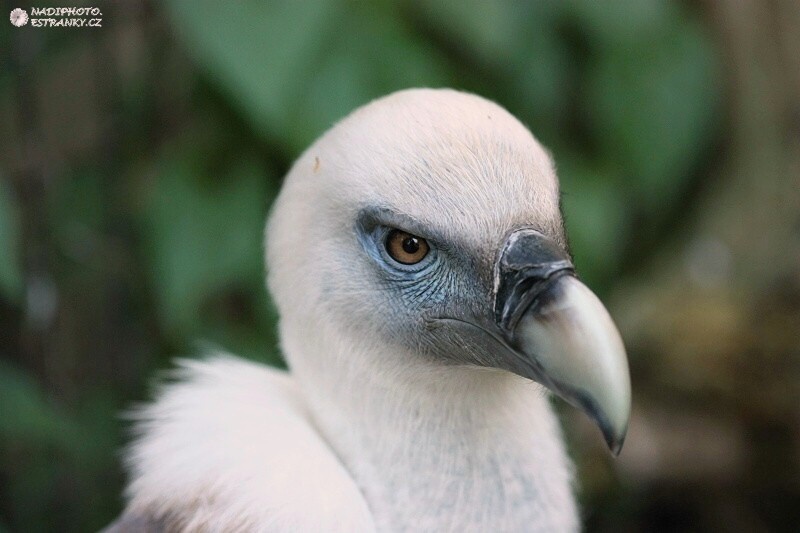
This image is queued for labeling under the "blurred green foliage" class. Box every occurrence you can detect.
[1,1,724,531]
[0,181,23,302]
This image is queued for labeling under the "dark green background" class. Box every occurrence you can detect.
[1,1,798,531]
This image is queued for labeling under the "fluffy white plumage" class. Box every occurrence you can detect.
[122,357,374,531]
[107,89,625,532]
[120,356,575,532]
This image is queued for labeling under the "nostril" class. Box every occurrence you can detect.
[493,227,575,333]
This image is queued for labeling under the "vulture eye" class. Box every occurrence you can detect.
[385,230,429,265]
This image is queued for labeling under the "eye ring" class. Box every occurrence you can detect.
[385,229,430,265]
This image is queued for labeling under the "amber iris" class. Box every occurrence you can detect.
[385,230,429,265]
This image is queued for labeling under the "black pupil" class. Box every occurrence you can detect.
[402,236,420,255]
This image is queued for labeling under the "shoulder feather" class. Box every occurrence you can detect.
[116,355,374,532]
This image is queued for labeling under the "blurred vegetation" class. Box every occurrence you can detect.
[1,1,798,532]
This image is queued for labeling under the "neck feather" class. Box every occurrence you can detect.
[283,329,579,531]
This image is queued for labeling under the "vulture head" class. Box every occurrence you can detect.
[267,88,630,453]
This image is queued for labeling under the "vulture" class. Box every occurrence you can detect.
[106,89,631,532]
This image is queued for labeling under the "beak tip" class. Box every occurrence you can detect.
[569,387,630,457]
[597,400,630,457]
[591,401,627,456]
[604,428,627,457]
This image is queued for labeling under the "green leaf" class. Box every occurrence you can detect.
[163,0,449,151]
[413,0,537,64]
[583,4,720,210]
[0,179,22,303]
[163,0,336,149]
[302,7,450,135]
[558,157,628,290]
[0,360,78,449]
[563,0,670,48]
[412,0,568,137]
[142,149,272,339]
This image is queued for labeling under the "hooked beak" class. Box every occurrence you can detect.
[494,229,631,455]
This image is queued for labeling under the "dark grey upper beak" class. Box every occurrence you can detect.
[494,228,631,455]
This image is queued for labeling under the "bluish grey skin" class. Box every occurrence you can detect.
[356,207,631,454]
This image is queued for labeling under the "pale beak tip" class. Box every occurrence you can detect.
[596,398,630,456]
[604,426,627,457]
[575,389,629,456]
